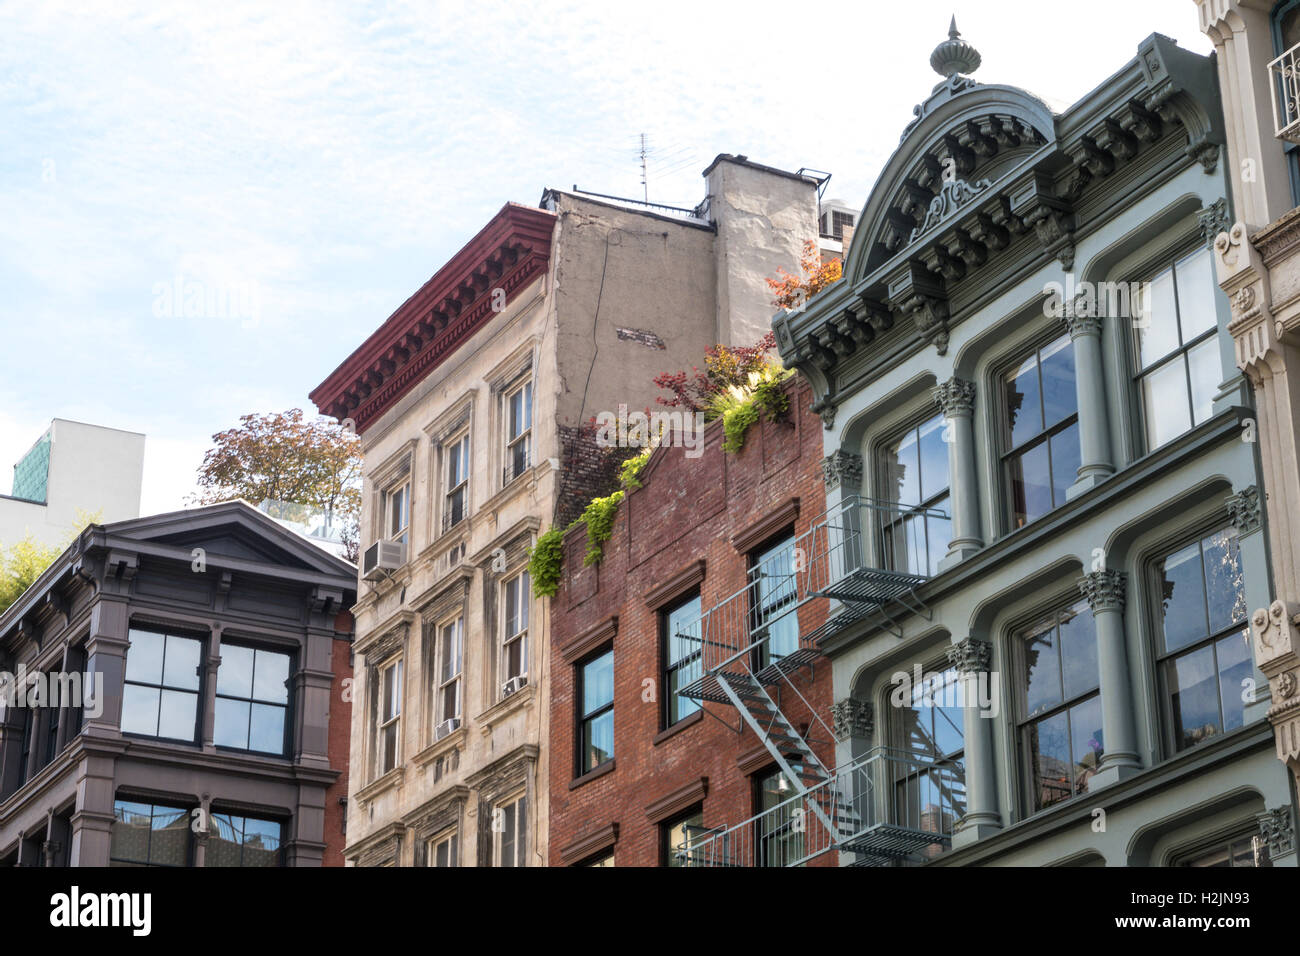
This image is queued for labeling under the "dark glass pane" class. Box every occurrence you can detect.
[918,415,950,501]
[249,703,285,754]
[1040,336,1077,428]
[1009,442,1052,526]
[1216,630,1253,734]
[1160,542,1209,653]
[581,652,613,715]
[1050,421,1081,507]
[1069,695,1105,796]
[121,685,159,736]
[163,636,201,691]
[125,631,164,684]
[1058,603,1099,699]
[1006,354,1043,447]
[214,697,250,748]
[1028,710,1072,809]
[217,644,254,698]
[1203,529,1246,634]
[1024,625,1062,717]
[1170,644,1221,750]
[252,650,290,704]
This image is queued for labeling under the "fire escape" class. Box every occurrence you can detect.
[673,495,965,867]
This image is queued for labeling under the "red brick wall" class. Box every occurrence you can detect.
[322,619,353,867]
[548,377,837,866]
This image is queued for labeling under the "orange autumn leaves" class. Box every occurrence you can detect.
[766,239,843,310]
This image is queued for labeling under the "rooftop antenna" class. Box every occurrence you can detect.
[639,133,649,203]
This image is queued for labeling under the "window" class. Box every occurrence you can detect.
[1003,333,1080,527]
[16,707,32,788]
[1018,600,1103,811]
[443,432,470,532]
[578,650,614,774]
[1156,527,1251,752]
[121,629,202,743]
[1133,247,1221,450]
[110,800,191,867]
[437,617,463,729]
[663,593,703,727]
[502,570,529,690]
[750,535,799,671]
[662,808,705,867]
[505,380,533,484]
[385,480,410,546]
[1179,831,1271,868]
[584,852,614,867]
[494,793,528,867]
[214,644,291,755]
[426,830,459,867]
[377,659,402,776]
[207,813,282,867]
[882,413,952,576]
[894,666,966,842]
[754,768,803,866]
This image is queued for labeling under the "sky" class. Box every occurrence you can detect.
[0,0,1213,515]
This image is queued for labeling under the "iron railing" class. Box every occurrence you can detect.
[677,747,965,867]
[1269,41,1300,143]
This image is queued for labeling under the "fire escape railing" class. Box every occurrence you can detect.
[673,495,948,865]
[675,747,965,867]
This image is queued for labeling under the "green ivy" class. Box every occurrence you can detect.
[721,401,761,454]
[580,490,624,566]
[618,445,653,490]
[710,366,794,454]
[527,525,567,598]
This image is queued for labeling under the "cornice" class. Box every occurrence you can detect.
[644,776,709,824]
[310,203,556,434]
[730,497,800,554]
[559,615,617,664]
[558,822,619,866]
[643,560,707,611]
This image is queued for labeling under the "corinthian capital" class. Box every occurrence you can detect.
[1078,569,1126,613]
[932,376,975,417]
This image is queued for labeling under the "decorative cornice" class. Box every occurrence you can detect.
[822,449,864,491]
[1196,198,1229,251]
[1257,806,1295,857]
[1078,569,1126,614]
[831,698,873,739]
[932,377,976,416]
[643,560,706,611]
[909,178,994,242]
[644,777,709,824]
[946,636,992,675]
[309,203,556,434]
[560,615,617,664]
[730,498,800,554]
[1227,485,1262,536]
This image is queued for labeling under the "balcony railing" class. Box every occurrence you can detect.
[1269,42,1300,143]
[676,748,965,867]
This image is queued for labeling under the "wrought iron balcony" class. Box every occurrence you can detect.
[1270,41,1300,144]
[676,747,964,867]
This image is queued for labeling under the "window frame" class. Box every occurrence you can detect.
[206,811,285,867]
[212,641,294,757]
[752,766,803,867]
[109,798,194,868]
[576,647,615,776]
[661,591,703,730]
[435,615,463,730]
[503,378,533,486]
[384,478,411,547]
[493,791,528,867]
[748,531,799,673]
[501,569,530,693]
[426,828,459,868]
[376,657,403,778]
[877,410,953,577]
[442,430,470,533]
[660,806,706,867]
[120,628,204,745]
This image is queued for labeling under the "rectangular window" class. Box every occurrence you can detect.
[385,480,410,546]
[750,536,799,671]
[1134,247,1221,450]
[438,617,463,726]
[1180,831,1271,867]
[882,413,952,576]
[121,629,202,743]
[502,571,530,689]
[377,659,402,776]
[754,769,803,867]
[663,593,703,727]
[894,666,966,843]
[505,381,533,484]
[578,649,614,774]
[495,793,528,867]
[1018,600,1103,811]
[110,799,191,867]
[214,644,291,755]
[1156,526,1250,752]
[1004,333,1080,527]
[207,813,282,867]
[662,807,705,867]
[426,830,458,868]
[444,433,470,532]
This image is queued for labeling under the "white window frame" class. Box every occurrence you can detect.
[443,431,470,533]
[426,829,459,868]
[504,380,533,485]
[437,616,463,725]
[494,791,528,867]
[502,570,530,689]
[376,658,402,777]
[384,479,410,546]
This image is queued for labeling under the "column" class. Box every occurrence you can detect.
[822,449,864,575]
[1063,308,1114,498]
[1228,486,1273,723]
[947,637,1001,847]
[194,793,211,867]
[933,378,981,570]
[1078,570,1141,786]
[201,625,221,751]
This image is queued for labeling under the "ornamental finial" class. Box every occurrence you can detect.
[930,16,981,79]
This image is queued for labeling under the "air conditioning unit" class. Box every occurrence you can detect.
[434,717,461,741]
[501,674,529,698]
[362,539,407,581]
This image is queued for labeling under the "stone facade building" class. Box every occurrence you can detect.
[547,377,837,866]
[0,501,356,866]
[309,159,825,866]
[769,25,1295,865]
[1197,0,1300,813]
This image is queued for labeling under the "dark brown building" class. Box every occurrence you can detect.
[0,501,356,866]
[548,378,843,866]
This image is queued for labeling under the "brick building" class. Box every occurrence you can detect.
[548,377,844,867]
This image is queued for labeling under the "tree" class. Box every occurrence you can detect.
[0,510,102,614]
[193,409,362,562]
[765,239,842,310]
